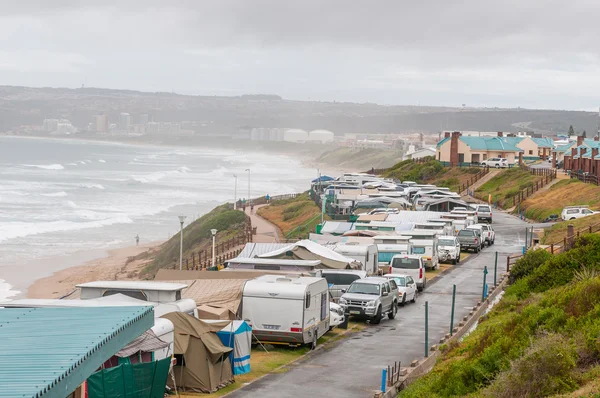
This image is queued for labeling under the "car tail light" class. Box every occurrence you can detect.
[291,327,303,333]
[475,238,479,244]
[419,268,423,279]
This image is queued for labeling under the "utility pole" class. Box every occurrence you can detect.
[245,169,251,205]
[178,215,186,270]
[233,174,238,210]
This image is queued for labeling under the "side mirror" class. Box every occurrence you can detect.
[382,291,389,296]
[341,289,346,294]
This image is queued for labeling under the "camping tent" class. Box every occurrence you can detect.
[258,239,362,269]
[161,312,234,393]
[203,320,252,375]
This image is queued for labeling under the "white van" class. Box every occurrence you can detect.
[389,255,426,291]
[241,275,330,348]
[333,243,378,275]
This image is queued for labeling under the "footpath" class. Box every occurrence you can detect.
[245,204,281,243]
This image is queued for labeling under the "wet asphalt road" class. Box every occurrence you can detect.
[228,211,533,398]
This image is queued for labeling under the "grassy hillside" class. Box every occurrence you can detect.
[143,204,247,275]
[400,234,600,398]
[520,179,600,222]
[474,168,538,208]
[316,147,403,170]
[382,158,480,192]
[542,213,600,245]
[257,193,328,239]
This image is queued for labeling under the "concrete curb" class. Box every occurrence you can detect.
[375,274,509,398]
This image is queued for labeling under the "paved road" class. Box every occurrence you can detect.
[229,211,531,398]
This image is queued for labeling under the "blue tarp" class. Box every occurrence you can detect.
[215,321,252,375]
[312,175,335,183]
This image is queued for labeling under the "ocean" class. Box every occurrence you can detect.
[0,136,318,299]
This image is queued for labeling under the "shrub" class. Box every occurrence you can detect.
[510,249,553,282]
[482,334,578,398]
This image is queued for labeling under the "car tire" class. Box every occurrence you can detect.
[388,303,397,320]
[371,306,382,324]
[411,290,417,303]
[476,246,481,253]
[452,258,457,265]
[401,293,406,306]
[570,217,576,220]
[495,164,500,168]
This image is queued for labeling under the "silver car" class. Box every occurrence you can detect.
[339,277,398,324]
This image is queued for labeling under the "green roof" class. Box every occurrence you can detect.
[436,137,450,148]
[554,142,574,153]
[0,306,153,398]
[531,137,554,148]
[459,136,523,152]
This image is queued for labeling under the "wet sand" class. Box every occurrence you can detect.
[27,241,162,299]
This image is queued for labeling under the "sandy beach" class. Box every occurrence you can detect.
[27,241,163,299]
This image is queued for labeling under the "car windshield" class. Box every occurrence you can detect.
[439,239,455,246]
[458,230,475,236]
[479,206,491,212]
[392,257,421,269]
[392,277,406,286]
[347,282,380,295]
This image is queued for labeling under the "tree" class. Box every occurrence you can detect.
[582,130,587,138]
[568,125,575,136]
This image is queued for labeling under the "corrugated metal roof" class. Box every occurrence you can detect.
[554,142,574,153]
[436,137,450,148]
[531,137,554,148]
[0,306,153,398]
[237,243,291,258]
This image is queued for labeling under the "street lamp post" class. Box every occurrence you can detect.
[211,229,217,268]
[233,174,238,210]
[178,215,186,270]
[245,168,251,205]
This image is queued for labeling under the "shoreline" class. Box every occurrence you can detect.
[26,241,163,299]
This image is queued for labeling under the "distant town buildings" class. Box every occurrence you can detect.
[119,113,131,131]
[42,118,75,135]
[246,128,335,144]
[95,114,109,133]
[139,114,149,125]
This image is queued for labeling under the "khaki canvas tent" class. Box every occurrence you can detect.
[161,312,234,393]
[257,239,362,269]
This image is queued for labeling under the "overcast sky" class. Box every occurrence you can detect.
[1,0,599,110]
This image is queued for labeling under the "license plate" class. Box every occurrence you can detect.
[350,310,360,315]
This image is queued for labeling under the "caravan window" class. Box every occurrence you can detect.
[102,289,147,301]
[305,292,311,309]
[413,247,426,255]
[320,293,327,321]
[323,273,362,286]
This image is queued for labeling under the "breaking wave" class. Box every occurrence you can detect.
[24,164,64,170]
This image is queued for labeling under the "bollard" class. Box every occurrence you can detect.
[425,301,429,358]
[494,252,498,286]
[522,246,526,255]
[450,284,456,336]
[381,368,387,393]
[482,266,488,301]
[484,283,488,298]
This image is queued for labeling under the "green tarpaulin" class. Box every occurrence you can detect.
[87,357,171,398]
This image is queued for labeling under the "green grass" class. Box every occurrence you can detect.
[143,204,247,274]
[542,213,600,245]
[399,234,600,398]
[474,168,538,208]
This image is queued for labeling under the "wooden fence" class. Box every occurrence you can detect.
[506,221,600,272]
[459,167,489,194]
[511,166,558,208]
[172,215,255,270]
[237,192,302,207]
[570,171,600,186]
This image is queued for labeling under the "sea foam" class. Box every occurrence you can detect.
[24,164,64,170]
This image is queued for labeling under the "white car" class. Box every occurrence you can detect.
[382,274,418,305]
[561,206,598,221]
[438,236,461,264]
[389,255,426,291]
[329,302,345,329]
[481,158,509,168]
[468,224,495,246]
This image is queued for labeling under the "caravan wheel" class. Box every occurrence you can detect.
[311,333,318,350]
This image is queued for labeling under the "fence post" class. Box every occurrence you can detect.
[567,224,575,249]
[381,369,387,393]
[551,243,554,254]
[450,284,456,336]
[506,256,510,272]
[425,301,429,357]
[494,252,498,286]
[525,227,528,248]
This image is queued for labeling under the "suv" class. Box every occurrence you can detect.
[457,228,483,253]
[471,204,493,223]
[481,158,508,168]
[339,277,398,324]
[561,206,598,221]
[390,255,426,291]
[467,224,495,246]
[438,236,461,264]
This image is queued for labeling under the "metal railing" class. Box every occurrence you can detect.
[510,166,558,208]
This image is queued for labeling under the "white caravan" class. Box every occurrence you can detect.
[241,275,330,348]
[399,230,440,270]
[376,243,414,267]
[333,243,379,275]
[76,281,197,316]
